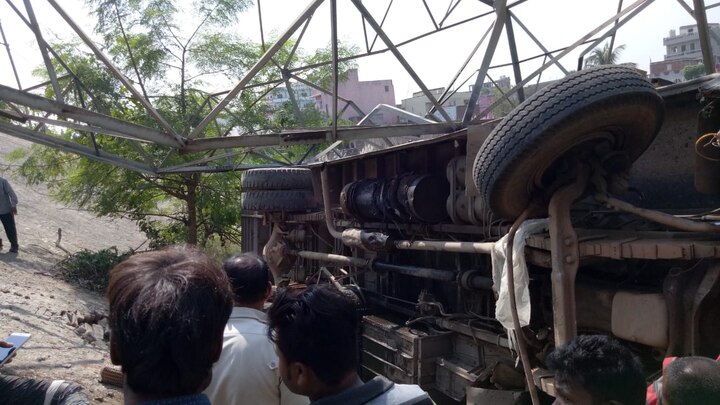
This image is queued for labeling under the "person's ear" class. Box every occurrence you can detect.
[264,282,272,301]
[291,362,315,392]
[109,336,121,365]
[211,334,223,362]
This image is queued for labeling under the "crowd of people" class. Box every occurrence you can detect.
[2,245,720,404]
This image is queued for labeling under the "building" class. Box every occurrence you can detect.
[649,24,720,83]
[313,69,397,125]
[399,87,495,122]
[266,82,316,110]
[399,76,512,122]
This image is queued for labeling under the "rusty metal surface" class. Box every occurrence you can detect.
[361,315,452,388]
[526,229,720,260]
[548,173,587,346]
[631,89,720,209]
[691,265,720,355]
[664,268,687,356]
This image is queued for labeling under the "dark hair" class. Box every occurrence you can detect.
[267,284,359,386]
[546,335,645,405]
[223,253,270,304]
[664,356,720,405]
[107,246,233,397]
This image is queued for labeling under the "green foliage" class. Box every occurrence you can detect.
[54,247,134,292]
[5,149,27,162]
[18,0,359,247]
[584,43,626,67]
[302,42,360,88]
[490,84,515,119]
[683,64,706,81]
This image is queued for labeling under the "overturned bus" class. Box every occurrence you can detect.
[239,66,720,404]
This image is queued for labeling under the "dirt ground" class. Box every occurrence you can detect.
[0,133,147,403]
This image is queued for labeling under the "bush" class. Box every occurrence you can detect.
[54,247,134,293]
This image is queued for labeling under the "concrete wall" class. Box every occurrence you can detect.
[314,69,397,125]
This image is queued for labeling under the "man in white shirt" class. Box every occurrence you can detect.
[205,253,309,405]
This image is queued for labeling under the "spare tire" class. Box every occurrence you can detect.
[472,65,664,220]
[242,168,313,191]
[242,190,319,212]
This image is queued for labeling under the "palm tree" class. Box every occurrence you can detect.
[584,43,626,67]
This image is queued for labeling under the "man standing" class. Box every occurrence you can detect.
[205,253,308,405]
[267,284,433,405]
[0,176,18,253]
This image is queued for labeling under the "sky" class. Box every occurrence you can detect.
[1,0,719,104]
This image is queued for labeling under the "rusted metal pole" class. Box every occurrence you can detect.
[330,0,339,141]
[292,250,370,267]
[548,173,588,346]
[351,0,452,122]
[603,196,720,232]
[504,12,525,103]
[23,0,63,102]
[693,0,716,74]
[321,167,344,239]
[395,240,494,254]
[506,208,540,405]
[463,0,507,124]
[0,21,21,90]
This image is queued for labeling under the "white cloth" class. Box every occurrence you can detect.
[490,218,549,331]
[204,307,309,405]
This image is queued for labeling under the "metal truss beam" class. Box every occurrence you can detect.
[183,123,458,152]
[0,85,182,147]
[0,121,156,174]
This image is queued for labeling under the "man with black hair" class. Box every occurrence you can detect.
[547,334,645,405]
[662,356,720,405]
[268,284,432,405]
[107,246,234,405]
[204,253,308,405]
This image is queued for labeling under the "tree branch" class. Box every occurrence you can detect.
[185,3,221,48]
[114,2,151,100]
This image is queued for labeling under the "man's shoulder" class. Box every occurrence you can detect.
[372,383,432,405]
[310,377,432,405]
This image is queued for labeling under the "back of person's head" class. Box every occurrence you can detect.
[223,252,271,305]
[546,334,645,405]
[663,356,720,405]
[267,284,359,387]
[107,246,233,398]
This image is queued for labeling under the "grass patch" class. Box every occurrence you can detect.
[54,247,134,293]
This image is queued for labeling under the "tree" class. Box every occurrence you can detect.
[14,0,356,247]
[683,64,706,81]
[584,43,626,67]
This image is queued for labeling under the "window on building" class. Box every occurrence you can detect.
[691,43,695,50]
[673,46,678,53]
[667,64,672,71]
[384,85,389,92]
[681,45,686,52]
[689,28,694,33]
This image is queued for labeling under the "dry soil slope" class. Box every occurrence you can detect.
[0,132,147,403]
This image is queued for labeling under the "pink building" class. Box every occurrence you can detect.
[314,69,397,125]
